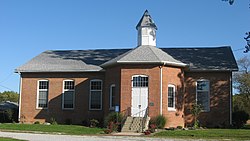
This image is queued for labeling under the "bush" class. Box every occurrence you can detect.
[90,119,99,128]
[149,123,156,133]
[232,111,249,128]
[5,109,13,122]
[104,112,123,127]
[177,126,183,129]
[103,128,112,134]
[190,102,202,129]
[50,117,57,125]
[150,115,167,129]
[104,112,123,132]
[0,109,17,123]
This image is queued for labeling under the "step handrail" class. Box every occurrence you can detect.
[131,107,148,117]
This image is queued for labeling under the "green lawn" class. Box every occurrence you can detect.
[0,124,103,135]
[154,129,250,140]
[0,137,26,141]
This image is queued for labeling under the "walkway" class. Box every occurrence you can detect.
[0,131,195,141]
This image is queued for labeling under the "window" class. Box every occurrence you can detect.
[196,80,210,112]
[168,84,175,111]
[37,80,49,109]
[132,76,148,87]
[63,80,75,109]
[109,84,115,110]
[90,80,102,110]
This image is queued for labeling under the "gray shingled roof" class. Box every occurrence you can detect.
[15,46,238,73]
[162,47,238,71]
[101,45,186,67]
[136,10,157,30]
[15,50,104,72]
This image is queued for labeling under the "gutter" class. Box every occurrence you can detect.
[14,69,105,73]
[102,61,187,68]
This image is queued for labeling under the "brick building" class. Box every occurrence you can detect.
[16,10,238,129]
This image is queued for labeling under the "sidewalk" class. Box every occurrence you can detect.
[0,131,191,141]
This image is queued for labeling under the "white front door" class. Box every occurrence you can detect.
[131,75,148,117]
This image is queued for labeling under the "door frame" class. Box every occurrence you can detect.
[131,75,149,117]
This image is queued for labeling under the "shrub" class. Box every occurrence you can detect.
[190,102,202,129]
[6,109,13,122]
[104,112,123,127]
[232,111,249,128]
[103,128,112,134]
[50,117,57,125]
[149,123,156,133]
[177,126,183,129]
[149,115,167,129]
[90,119,99,128]
[104,112,123,132]
[144,130,151,135]
[156,115,167,129]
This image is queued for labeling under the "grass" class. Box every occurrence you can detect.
[0,137,26,141]
[0,124,103,135]
[154,129,250,140]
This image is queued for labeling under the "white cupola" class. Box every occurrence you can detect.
[136,10,157,47]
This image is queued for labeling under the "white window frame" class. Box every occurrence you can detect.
[132,75,149,88]
[109,84,116,110]
[62,79,75,110]
[196,79,210,112]
[36,80,49,109]
[168,84,176,111]
[89,79,102,110]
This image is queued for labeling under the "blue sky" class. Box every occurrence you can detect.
[0,0,249,92]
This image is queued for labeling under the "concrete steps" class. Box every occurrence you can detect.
[121,116,150,132]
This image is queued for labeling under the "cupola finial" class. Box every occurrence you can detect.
[136,10,157,47]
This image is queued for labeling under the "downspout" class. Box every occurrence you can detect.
[160,66,163,115]
[160,62,166,115]
[229,73,232,125]
[18,72,22,122]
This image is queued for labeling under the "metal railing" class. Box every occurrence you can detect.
[120,107,131,129]
[131,107,149,132]
[141,107,149,132]
[120,107,149,132]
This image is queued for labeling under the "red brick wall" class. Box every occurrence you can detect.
[19,68,232,128]
[103,66,121,116]
[184,71,231,127]
[119,65,184,128]
[162,67,185,128]
[20,72,105,124]
[119,65,161,117]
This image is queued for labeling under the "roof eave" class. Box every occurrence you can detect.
[187,68,238,72]
[15,69,104,73]
[101,61,187,68]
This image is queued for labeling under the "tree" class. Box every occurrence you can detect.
[222,0,250,53]
[222,0,235,5]
[233,56,250,125]
[233,94,250,116]
[234,56,250,96]
[190,102,202,128]
[244,32,250,53]
[0,91,19,103]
